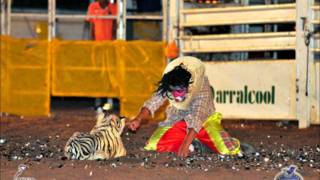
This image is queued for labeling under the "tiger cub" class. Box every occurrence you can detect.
[64,106,127,160]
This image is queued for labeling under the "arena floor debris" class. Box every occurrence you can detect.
[0,107,319,180]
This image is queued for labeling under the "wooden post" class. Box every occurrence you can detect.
[178,0,183,56]
[116,0,125,40]
[162,0,168,41]
[272,0,278,59]
[241,0,249,60]
[309,0,318,124]
[47,0,56,40]
[168,0,179,44]
[123,0,126,40]
[0,0,5,35]
[6,0,11,35]
[48,0,52,40]
[52,0,56,39]
[296,0,311,128]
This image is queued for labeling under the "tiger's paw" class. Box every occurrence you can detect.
[93,151,108,160]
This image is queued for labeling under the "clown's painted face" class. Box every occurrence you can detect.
[156,64,192,103]
[167,85,188,102]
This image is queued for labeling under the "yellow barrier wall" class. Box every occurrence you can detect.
[0,36,50,116]
[1,37,166,117]
[51,39,166,118]
[115,41,166,117]
[52,40,120,97]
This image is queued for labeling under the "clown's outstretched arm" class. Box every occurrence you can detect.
[178,79,215,157]
[126,107,150,131]
[126,93,167,131]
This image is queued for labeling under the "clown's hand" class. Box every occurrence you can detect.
[126,117,141,131]
[177,128,197,158]
[178,143,190,158]
[126,107,151,131]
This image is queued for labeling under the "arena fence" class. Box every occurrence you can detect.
[0,36,166,118]
[167,1,320,128]
[0,37,50,116]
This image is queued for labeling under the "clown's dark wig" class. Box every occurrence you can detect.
[156,64,192,97]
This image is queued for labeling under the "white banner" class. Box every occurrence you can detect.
[205,60,297,119]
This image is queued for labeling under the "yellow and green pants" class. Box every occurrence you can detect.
[144,112,241,155]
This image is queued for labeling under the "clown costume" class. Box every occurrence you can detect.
[127,56,242,157]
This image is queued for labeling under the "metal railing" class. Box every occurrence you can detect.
[0,0,168,41]
[167,0,320,128]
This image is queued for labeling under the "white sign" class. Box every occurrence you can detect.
[205,60,296,119]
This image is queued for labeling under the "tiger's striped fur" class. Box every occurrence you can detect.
[64,109,126,160]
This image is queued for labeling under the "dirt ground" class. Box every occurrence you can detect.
[0,104,319,180]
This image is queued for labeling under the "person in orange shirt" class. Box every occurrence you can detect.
[86,0,117,41]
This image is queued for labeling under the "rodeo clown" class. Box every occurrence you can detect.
[127,56,242,157]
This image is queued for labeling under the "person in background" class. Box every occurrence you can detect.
[86,0,117,41]
[86,0,118,108]
[126,56,244,158]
